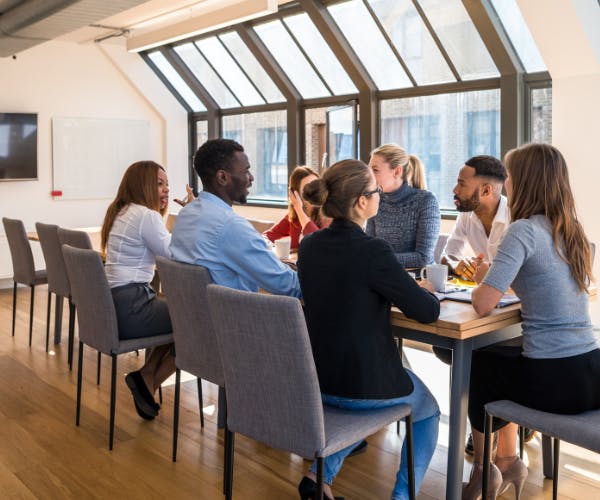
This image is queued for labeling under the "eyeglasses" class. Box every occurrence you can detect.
[362,186,383,198]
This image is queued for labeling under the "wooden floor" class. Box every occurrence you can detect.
[1,285,600,499]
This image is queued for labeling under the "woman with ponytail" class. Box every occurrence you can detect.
[367,144,440,268]
[297,159,441,500]
[462,144,600,499]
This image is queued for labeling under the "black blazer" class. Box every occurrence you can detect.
[298,219,440,399]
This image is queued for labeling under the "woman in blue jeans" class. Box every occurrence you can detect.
[297,159,441,500]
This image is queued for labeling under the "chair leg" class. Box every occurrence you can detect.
[172,368,181,462]
[316,457,324,500]
[482,411,494,500]
[45,291,52,352]
[396,420,400,435]
[68,299,75,370]
[97,351,102,385]
[76,341,84,426]
[405,414,415,500]
[224,426,235,500]
[518,425,525,459]
[197,377,204,428]
[553,438,560,500]
[29,285,35,346]
[11,282,17,336]
[109,354,117,451]
[158,386,163,404]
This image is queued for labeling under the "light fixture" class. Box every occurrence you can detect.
[127,0,277,53]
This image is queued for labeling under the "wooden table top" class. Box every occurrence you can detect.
[28,226,102,253]
[391,300,522,340]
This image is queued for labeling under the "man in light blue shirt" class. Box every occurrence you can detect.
[170,138,301,298]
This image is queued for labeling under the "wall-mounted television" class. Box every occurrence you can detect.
[0,113,38,180]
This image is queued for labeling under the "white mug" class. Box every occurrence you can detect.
[274,236,291,259]
[420,264,448,292]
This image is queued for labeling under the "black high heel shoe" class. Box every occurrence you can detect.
[298,476,345,500]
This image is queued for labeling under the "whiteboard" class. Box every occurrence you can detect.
[52,117,151,200]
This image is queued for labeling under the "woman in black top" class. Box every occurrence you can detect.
[297,159,441,500]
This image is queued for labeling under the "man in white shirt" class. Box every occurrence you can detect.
[441,155,508,280]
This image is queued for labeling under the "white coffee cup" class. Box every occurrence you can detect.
[274,236,291,259]
[420,264,448,292]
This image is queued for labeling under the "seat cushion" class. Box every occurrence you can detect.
[486,400,600,453]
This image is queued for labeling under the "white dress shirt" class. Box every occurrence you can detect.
[442,195,509,262]
[104,203,171,288]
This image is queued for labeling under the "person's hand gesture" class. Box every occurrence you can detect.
[455,253,484,281]
[289,188,311,228]
[174,184,195,207]
[419,278,436,293]
[473,261,490,284]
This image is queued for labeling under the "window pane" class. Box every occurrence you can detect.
[490,0,546,72]
[222,110,288,201]
[367,0,455,85]
[174,43,239,108]
[305,107,327,171]
[328,0,412,90]
[196,120,208,147]
[327,106,355,165]
[380,89,500,210]
[283,13,357,95]
[254,20,330,98]
[418,0,499,79]
[219,32,285,103]
[147,51,206,112]
[195,37,264,107]
[531,87,552,143]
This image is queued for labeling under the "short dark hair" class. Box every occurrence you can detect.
[465,155,506,183]
[194,139,244,186]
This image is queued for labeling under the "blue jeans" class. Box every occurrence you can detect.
[309,369,440,500]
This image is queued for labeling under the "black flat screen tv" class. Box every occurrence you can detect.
[0,113,38,180]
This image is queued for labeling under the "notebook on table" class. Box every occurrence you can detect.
[442,287,520,308]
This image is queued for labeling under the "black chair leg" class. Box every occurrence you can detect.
[29,285,35,346]
[158,385,163,404]
[553,438,560,500]
[11,282,17,336]
[172,368,181,462]
[197,377,204,428]
[397,420,400,435]
[316,457,324,500]
[68,298,75,370]
[109,354,117,451]
[224,427,235,500]
[405,414,415,500]
[519,425,525,458]
[482,411,494,499]
[45,291,52,352]
[76,341,84,426]
[97,351,102,385]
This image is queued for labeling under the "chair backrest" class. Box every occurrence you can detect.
[207,284,326,457]
[2,217,37,284]
[155,256,224,387]
[36,222,70,297]
[62,245,119,354]
[246,218,274,234]
[57,227,93,250]
[434,233,449,264]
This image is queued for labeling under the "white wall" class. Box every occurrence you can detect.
[0,39,188,284]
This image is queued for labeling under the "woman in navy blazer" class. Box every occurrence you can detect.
[297,159,441,500]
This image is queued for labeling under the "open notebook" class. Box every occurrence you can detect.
[439,286,520,308]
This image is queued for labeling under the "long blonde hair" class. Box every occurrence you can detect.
[370,143,427,189]
[101,161,167,250]
[506,143,592,292]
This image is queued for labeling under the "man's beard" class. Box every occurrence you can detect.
[455,191,480,212]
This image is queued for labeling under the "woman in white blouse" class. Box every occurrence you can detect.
[101,161,180,420]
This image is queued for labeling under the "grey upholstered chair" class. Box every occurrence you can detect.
[57,227,95,373]
[207,284,415,500]
[482,401,600,500]
[2,217,47,346]
[36,223,71,353]
[155,256,225,462]
[434,233,450,264]
[62,245,173,450]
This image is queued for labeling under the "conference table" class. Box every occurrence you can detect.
[391,299,523,500]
